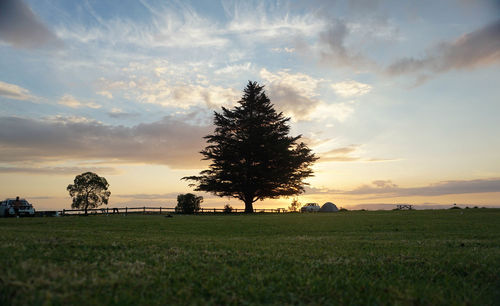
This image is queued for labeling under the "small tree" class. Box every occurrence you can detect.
[223,204,233,213]
[184,81,318,213]
[288,198,302,212]
[67,172,111,215]
[176,193,203,214]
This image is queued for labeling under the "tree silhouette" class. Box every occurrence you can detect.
[288,198,302,212]
[67,172,111,215]
[183,81,318,212]
[175,193,203,214]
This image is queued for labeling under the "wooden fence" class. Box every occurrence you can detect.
[54,206,287,216]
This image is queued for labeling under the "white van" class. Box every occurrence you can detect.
[0,197,35,217]
[300,203,320,212]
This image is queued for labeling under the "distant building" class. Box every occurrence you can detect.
[396,204,413,210]
[319,202,339,212]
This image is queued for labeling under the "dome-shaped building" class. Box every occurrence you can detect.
[319,202,339,212]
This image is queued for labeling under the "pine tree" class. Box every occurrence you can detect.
[183,81,318,212]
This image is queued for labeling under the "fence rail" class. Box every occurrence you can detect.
[41,206,287,216]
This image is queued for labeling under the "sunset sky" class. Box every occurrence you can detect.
[1,0,499,210]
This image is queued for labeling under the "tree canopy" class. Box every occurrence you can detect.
[184,81,318,212]
[67,172,111,215]
[175,193,203,214]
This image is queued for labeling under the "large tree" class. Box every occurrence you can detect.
[184,81,318,213]
[67,172,111,215]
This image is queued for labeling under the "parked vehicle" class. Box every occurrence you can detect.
[0,197,35,217]
[300,203,320,212]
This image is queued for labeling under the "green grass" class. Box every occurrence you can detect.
[1,209,499,305]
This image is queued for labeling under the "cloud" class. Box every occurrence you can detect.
[0,81,37,101]
[271,47,295,53]
[0,115,209,169]
[317,145,396,163]
[318,19,371,69]
[387,19,500,79]
[260,68,363,122]
[310,102,356,123]
[100,74,239,110]
[214,62,253,75]
[44,115,98,124]
[260,68,322,120]
[223,1,324,42]
[343,178,500,197]
[58,94,101,109]
[319,145,361,162]
[304,186,339,194]
[56,2,227,49]
[107,108,140,119]
[331,80,372,97]
[97,91,113,99]
[301,136,332,148]
[0,0,61,48]
[0,166,118,175]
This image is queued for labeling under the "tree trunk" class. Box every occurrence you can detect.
[244,198,254,213]
[85,193,89,216]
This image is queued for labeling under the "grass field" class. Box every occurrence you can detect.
[1,209,499,305]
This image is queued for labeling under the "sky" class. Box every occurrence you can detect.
[1,0,499,211]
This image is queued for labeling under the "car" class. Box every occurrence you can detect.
[0,197,35,217]
[300,203,320,212]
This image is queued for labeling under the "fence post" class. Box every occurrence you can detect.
[160,207,162,214]
[143,206,146,213]
[125,207,128,215]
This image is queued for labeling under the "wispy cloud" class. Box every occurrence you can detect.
[0,81,37,101]
[319,145,361,162]
[97,91,113,99]
[342,178,500,197]
[0,0,61,49]
[107,108,140,119]
[304,186,339,195]
[56,2,227,49]
[318,145,394,163]
[223,1,324,41]
[214,62,253,75]
[58,94,101,109]
[386,19,500,82]
[331,80,372,97]
[271,47,295,53]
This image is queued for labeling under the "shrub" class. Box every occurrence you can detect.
[223,204,233,213]
[288,198,301,212]
[175,193,203,214]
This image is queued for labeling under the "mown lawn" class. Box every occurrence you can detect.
[1,209,499,305]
